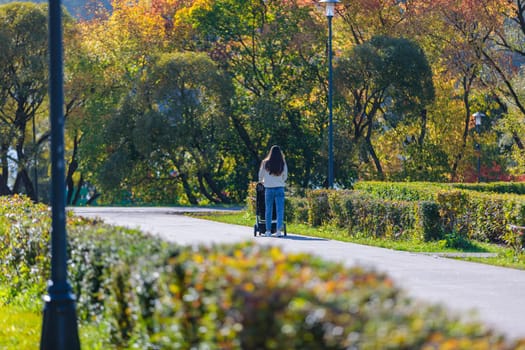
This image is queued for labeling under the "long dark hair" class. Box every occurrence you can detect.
[263,145,285,176]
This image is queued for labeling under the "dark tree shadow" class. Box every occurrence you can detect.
[274,234,328,241]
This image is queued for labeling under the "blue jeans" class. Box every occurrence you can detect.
[265,187,285,232]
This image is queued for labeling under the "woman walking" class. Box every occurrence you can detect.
[258,145,287,237]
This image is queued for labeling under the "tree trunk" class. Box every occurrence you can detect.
[366,137,384,179]
[197,173,220,203]
[66,159,78,205]
[16,168,35,200]
[71,174,84,205]
[301,150,314,188]
[418,109,427,147]
[86,191,100,206]
[0,144,10,195]
[203,172,230,203]
[229,114,260,171]
[451,74,475,181]
[513,132,524,150]
[13,113,36,200]
[66,134,80,205]
[0,174,10,195]
[365,114,383,179]
[179,172,198,205]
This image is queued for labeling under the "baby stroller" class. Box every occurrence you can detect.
[254,182,287,237]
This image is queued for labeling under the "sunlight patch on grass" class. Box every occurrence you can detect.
[0,304,110,349]
[0,305,40,349]
[0,287,108,349]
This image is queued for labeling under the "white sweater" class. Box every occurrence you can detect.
[258,162,288,188]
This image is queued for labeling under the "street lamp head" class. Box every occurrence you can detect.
[473,112,485,126]
[319,0,340,17]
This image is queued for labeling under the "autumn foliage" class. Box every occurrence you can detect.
[0,0,524,205]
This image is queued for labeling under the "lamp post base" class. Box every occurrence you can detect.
[40,292,80,350]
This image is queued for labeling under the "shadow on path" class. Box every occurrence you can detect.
[266,234,328,241]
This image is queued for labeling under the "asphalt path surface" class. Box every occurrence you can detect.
[71,206,525,341]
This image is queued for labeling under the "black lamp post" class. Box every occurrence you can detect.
[320,0,339,189]
[473,111,484,183]
[40,0,80,348]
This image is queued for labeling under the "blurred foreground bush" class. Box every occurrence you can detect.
[1,195,525,349]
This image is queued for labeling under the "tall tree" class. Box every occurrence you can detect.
[0,3,49,199]
[178,0,332,188]
[337,0,410,46]
[99,52,235,204]
[60,0,522,203]
[397,0,514,181]
[334,36,435,178]
[481,1,525,158]
[67,0,170,203]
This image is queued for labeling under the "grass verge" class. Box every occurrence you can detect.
[0,304,40,349]
[0,288,112,349]
[192,210,525,270]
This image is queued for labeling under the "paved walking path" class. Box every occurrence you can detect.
[71,207,525,341]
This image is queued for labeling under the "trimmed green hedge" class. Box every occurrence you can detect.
[247,182,525,246]
[320,190,420,240]
[419,201,442,241]
[353,181,442,201]
[2,195,525,348]
[453,182,525,195]
[355,181,525,199]
[0,195,51,304]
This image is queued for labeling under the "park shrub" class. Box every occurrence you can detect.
[306,189,331,226]
[349,195,419,240]
[503,226,525,257]
[67,222,167,346]
[246,181,258,215]
[303,189,420,240]
[326,190,355,227]
[468,194,508,243]
[353,181,441,201]
[435,189,470,237]
[247,179,525,254]
[431,190,525,244]
[453,182,525,195]
[466,193,525,244]
[0,195,51,304]
[285,196,309,224]
[350,182,525,243]
[2,195,525,348]
[419,201,443,241]
[248,181,525,248]
[145,243,515,350]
